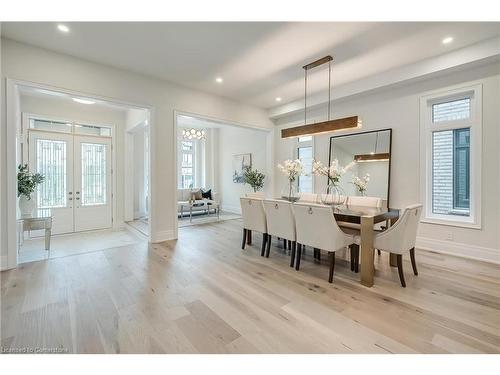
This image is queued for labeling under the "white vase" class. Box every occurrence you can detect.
[19,195,36,218]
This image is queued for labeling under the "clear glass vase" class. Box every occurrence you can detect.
[321,183,346,206]
[280,181,299,202]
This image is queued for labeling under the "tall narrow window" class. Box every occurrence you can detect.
[421,85,481,228]
[297,136,313,193]
[179,140,195,188]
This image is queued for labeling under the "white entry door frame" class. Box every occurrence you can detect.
[3,78,155,270]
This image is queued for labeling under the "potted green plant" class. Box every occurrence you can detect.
[243,166,265,193]
[17,164,44,218]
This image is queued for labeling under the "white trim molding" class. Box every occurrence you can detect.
[416,236,500,265]
[419,82,482,230]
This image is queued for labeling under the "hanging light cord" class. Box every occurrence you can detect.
[328,60,331,121]
[304,68,308,126]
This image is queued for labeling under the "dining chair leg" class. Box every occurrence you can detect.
[295,243,302,270]
[241,229,247,250]
[350,244,359,273]
[317,249,321,262]
[328,251,335,283]
[290,241,296,267]
[283,239,287,250]
[288,240,292,252]
[396,254,406,287]
[261,233,267,257]
[377,249,381,256]
[265,235,272,258]
[409,247,418,275]
[247,230,252,245]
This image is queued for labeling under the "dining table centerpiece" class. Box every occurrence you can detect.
[312,159,355,205]
[352,173,370,196]
[277,159,303,201]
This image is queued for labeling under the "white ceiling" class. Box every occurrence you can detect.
[3,22,499,109]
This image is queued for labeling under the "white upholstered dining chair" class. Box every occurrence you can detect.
[262,199,296,264]
[369,204,422,287]
[239,197,268,255]
[298,192,319,203]
[293,203,356,283]
[347,195,383,208]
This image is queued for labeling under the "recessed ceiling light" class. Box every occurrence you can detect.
[72,97,96,105]
[275,97,282,102]
[215,77,223,83]
[442,36,453,45]
[57,24,70,33]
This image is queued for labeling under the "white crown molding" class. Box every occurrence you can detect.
[269,36,500,119]
[416,236,500,265]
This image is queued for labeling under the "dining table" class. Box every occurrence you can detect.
[332,204,400,287]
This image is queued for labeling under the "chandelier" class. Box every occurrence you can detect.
[182,128,206,140]
[281,55,361,138]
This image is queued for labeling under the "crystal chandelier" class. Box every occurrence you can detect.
[182,128,206,140]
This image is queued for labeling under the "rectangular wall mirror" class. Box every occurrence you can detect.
[329,128,392,206]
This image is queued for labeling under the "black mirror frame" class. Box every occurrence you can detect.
[328,128,393,207]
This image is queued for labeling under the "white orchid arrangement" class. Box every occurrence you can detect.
[312,159,356,186]
[352,173,370,194]
[277,159,304,182]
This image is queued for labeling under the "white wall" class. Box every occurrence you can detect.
[217,126,270,214]
[1,38,273,268]
[19,94,128,227]
[274,62,500,262]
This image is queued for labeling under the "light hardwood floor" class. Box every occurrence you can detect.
[1,219,500,353]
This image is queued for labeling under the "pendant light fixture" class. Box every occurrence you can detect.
[354,132,390,162]
[281,56,361,139]
[182,128,206,140]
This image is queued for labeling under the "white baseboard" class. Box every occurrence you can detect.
[416,236,500,265]
[221,204,241,215]
[151,229,176,243]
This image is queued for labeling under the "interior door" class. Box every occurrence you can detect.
[73,135,112,232]
[28,131,74,234]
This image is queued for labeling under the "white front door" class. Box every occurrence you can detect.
[28,131,112,234]
[74,136,112,231]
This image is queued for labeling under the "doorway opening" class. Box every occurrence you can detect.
[7,82,152,265]
[174,112,273,232]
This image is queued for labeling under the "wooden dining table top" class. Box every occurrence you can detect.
[331,205,400,224]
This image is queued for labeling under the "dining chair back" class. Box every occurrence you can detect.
[298,192,319,203]
[293,203,355,282]
[262,199,296,260]
[240,197,267,233]
[263,200,296,241]
[374,204,422,254]
[240,197,268,253]
[347,196,383,207]
[373,204,423,287]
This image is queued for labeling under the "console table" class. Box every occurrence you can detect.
[17,216,53,251]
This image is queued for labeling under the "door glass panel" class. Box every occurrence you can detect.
[81,143,107,206]
[36,139,67,210]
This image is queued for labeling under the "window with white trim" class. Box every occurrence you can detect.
[420,84,482,228]
[179,140,195,189]
[296,136,313,193]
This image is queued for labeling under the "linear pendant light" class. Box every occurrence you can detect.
[353,131,389,162]
[281,55,361,139]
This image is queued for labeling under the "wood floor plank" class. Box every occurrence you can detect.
[2,218,500,353]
